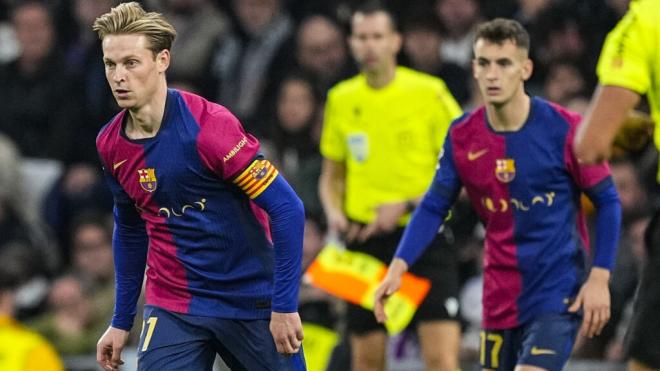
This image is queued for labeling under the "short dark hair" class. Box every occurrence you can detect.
[474,18,530,51]
[352,0,398,32]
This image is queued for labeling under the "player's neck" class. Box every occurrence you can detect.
[364,63,396,89]
[486,93,531,132]
[125,84,168,140]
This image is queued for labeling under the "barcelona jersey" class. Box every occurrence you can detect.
[97,89,285,328]
[425,97,613,329]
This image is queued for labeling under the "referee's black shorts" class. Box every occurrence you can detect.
[345,225,460,335]
[625,209,660,368]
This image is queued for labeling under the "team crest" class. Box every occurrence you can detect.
[249,161,269,180]
[138,168,157,192]
[495,159,516,183]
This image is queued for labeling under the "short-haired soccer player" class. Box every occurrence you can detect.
[375,18,621,371]
[93,3,306,370]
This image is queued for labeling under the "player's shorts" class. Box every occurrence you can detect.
[137,305,306,371]
[624,209,660,368]
[480,313,580,371]
[345,225,460,335]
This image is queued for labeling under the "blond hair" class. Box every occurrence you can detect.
[92,2,176,55]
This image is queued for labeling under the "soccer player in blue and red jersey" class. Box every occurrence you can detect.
[92,3,306,371]
[374,19,621,371]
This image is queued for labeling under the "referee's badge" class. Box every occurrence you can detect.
[348,133,368,163]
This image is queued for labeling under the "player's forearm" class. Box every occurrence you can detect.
[253,175,305,312]
[318,159,345,217]
[587,177,622,270]
[394,191,452,266]
[575,85,641,163]
[111,204,149,330]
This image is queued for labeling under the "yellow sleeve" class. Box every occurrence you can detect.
[320,90,346,162]
[24,341,64,371]
[597,0,653,94]
[432,80,463,152]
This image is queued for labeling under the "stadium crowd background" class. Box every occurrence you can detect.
[0,0,657,369]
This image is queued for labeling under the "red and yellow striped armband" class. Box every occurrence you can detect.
[232,159,279,199]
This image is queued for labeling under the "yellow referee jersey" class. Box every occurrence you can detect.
[321,66,462,224]
[0,316,64,371]
[597,0,660,180]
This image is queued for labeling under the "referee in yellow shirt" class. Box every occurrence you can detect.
[574,1,660,370]
[319,2,462,370]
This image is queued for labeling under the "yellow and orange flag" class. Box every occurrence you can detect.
[305,242,431,335]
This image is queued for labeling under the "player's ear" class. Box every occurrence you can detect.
[156,49,170,73]
[522,58,533,81]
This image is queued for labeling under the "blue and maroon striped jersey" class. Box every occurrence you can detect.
[97,89,302,329]
[396,97,620,330]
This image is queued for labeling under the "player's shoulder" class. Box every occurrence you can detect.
[96,110,126,160]
[535,97,581,128]
[327,73,365,100]
[448,106,486,133]
[629,0,660,22]
[395,66,447,91]
[176,89,237,126]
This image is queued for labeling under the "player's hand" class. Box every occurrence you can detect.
[326,208,349,236]
[358,201,408,242]
[270,312,304,356]
[568,267,611,338]
[96,326,130,371]
[373,258,408,323]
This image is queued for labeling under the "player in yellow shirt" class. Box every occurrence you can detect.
[0,257,64,371]
[319,3,462,370]
[574,1,660,370]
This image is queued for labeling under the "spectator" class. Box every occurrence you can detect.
[294,14,354,95]
[210,0,295,136]
[401,11,471,105]
[64,0,120,164]
[542,61,587,106]
[434,0,481,68]
[29,274,107,356]
[0,1,83,163]
[160,0,229,95]
[42,163,113,264]
[266,73,323,217]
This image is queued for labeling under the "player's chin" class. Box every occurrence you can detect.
[115,99,136,109]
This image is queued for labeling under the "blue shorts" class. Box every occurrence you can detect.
[480,313,580,371]
[137,305,306,371]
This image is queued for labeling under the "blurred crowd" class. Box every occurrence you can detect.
[0,0,657,369]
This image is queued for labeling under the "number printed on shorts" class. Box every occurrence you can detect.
[480,330,503,368]
[141,317,158,351]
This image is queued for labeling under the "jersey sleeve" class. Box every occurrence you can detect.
[197,108,261,180]
[596,1,653,95]
[100,167,149,330]
[428,131,463,201]
[564,118,612,190]
[320,90,346,162]
[394,134,462,266]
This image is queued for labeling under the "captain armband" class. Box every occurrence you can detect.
[232,159,279,199]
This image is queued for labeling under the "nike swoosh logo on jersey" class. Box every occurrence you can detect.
[467,149,488,161]
[530,346,556,356]
[113,159,128,170]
